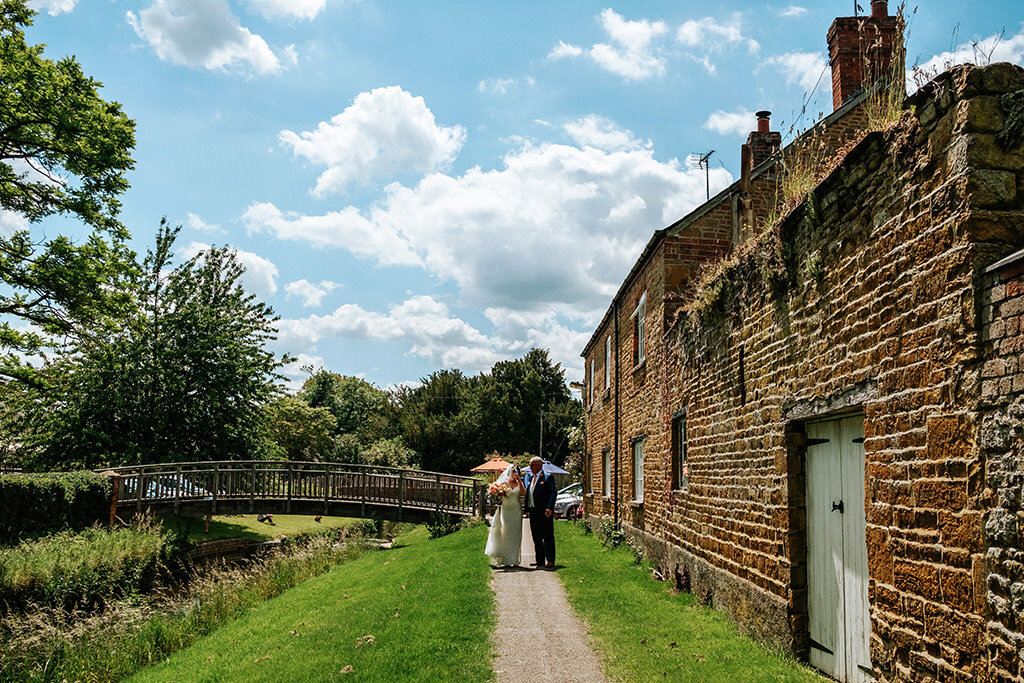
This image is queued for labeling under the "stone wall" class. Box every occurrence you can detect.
[589,62,1024,681]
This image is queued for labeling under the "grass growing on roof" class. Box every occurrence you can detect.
[160,513,359,543]
[556,523,825,682]
[130,524,495,682]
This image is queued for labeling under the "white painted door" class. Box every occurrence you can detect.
[806,415,871,682]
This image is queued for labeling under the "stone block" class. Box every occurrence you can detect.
[956,96,1005,133]
[967,168,1018,207]
[948,134,1024,173]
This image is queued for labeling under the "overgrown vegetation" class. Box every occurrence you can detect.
[0,471,110,545]
[0,520,172,613]
[557,523,824,682]
[0,521,384,681]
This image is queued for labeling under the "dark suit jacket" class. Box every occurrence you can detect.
[523,470,557,512]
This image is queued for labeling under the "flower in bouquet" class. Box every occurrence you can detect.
[488,481,511,497]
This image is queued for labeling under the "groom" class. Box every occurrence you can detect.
[523,456,557,568]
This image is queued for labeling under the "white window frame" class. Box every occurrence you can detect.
[602,448,611,497]
[632,438,644,502]
[604,336,611,389]
[589,358,595,405]
[632,292,647,366]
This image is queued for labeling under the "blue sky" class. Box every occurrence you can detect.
[13,0,1024,390]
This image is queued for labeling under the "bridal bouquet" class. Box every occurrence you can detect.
[488,481,511,497]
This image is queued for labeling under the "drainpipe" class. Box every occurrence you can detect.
[613,300,620,526]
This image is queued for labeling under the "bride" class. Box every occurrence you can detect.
[484,464,525,567]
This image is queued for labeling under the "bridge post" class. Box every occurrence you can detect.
[324,465,330,515]
[360,470,367,518]
[435,473,442,513]
[398,471,405,522]
[212,464,220,515]
[137,468,145,515]
[174,464,181,515]
[476,481,486,518]
[287,463,293,513]
[250,461,256,513]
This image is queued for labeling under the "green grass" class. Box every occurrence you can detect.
[130,524,495,682]
[160,514,359,543]
[557,524,825,683]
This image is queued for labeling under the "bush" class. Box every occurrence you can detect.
[598,519,625,548]
[426,512,459,539]
[0,521,171,613]
[0,471,111,545]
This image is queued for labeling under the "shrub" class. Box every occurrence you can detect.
[0,471,111,545]
[597,519,625,548]
[426,512,459,539]
[0,520,171,613]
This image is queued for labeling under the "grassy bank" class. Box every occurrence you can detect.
[160,513,361,543]
[131,524,495,682]
[0,531,367,681]
[557,523,824,682]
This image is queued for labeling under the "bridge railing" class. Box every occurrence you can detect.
[100,461,480,516]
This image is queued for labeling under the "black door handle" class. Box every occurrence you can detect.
[832,500,844,513]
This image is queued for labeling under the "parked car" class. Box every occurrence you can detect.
[145,474,213,500]
[553,482,583,519]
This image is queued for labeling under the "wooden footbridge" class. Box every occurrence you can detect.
[100,461,486,523]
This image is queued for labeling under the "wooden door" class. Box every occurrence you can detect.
[806,414,871,682]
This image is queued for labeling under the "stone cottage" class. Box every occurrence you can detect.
[580,2,1024,680]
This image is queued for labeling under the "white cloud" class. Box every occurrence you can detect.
[0,209,28,238]
[548,41,583,60]
[703,108,757,136]
[676,13,760,73]
[179,241,279,298]
[185,212,222,232]
[563,115,648,151]
[285,279,340,308]
[252,139,731,316]
[777,6,807,18]
[278,86,466,195]
[127,0,281,75]
[912,28,1024,91]
[28,0,77,16]
[764,51,829,93]
[246,0,329,20]
[588,8,668,80]
[277,295,503,372]
[241,202,422,266]
[478,76,535,95]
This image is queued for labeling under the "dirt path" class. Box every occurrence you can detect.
[490,517,607,682]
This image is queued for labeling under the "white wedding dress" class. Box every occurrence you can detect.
[484,466,523,567]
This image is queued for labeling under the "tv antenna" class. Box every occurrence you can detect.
[691,150,715,200]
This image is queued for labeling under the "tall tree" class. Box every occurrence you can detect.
[476,348,578,465]
[0,1,136,385]
[396,369,481,474]
[22,224,288,469]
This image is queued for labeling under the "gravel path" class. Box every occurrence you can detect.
[491,517,607,682]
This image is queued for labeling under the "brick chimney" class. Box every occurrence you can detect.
[827,0,903,110]
[745,111,781,168]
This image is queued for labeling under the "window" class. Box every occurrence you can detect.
[602,448,611,497]
[604,336,611,390]
[632,438,644,502]
[632,292,647,366]
[671,411,688,490]
[589,358,595,405]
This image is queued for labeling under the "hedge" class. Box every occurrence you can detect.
[0,472,111,546]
